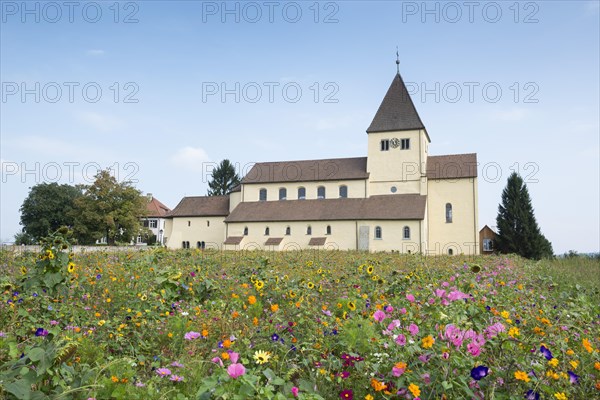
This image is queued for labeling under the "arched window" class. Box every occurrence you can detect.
[306,225,312,235]
[339,185,348,198]
[317,186,326,199]
[298,187,306,200]
[326,225,331,235]
[243,227,248,236]
[403,226,410,240]
[265,227,270,236]
[375,226,382,239]
[185,241,190,249]
[285,226,291,235]
[446,203,453,223]
[259,188,267,201]
[182,241,186,249]
[448,248,454,255]
[197,241,201,249]
[279,188,287,200]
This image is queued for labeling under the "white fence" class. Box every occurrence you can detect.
[0,244,154,254]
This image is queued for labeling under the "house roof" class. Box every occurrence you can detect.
[366,73,428,140]
[241,157,369,184]
[230,184,241,193]
[426,153,478,179]
[308,237,327,246]
[224,236,244,245]
[146,196,171,218]
[225,194,426,223]
[265,237,283,246]
[166,196,230,218]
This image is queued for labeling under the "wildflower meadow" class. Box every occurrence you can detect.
[1,231,599,399]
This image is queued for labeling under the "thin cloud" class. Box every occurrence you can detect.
[170,146,211,172]
[78,112,124,132]
[86,49,105,56]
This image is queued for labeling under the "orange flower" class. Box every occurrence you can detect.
[253,317,259,326]
[421,335,435,348]
[221,352,229,360]
[232,311,239,318]
[248,295,256,305]
[223,339,232,348]
[271,304,279,312]
[202,329,208,337]
[370,378,387,392]
[408,383,420,397]
[514,370,530,382]
[583,338,593,353]
[111,376,119,383]
[594,361,600,371]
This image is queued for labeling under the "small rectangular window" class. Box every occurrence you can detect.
[149,220,158,228]
[401,138,410,150]
[483,239,493,251]
[380,139,390,151]
[188,221,191,227]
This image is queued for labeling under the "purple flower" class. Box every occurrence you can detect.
[395,334,407,346]
[271,333,280,341]
[408,323,419,336]
[567,370,579,384]
[540,345,553,360]
[339,389,353,399]
[470,365,489,381]
[35,328,48,337]
[524,390,540,400]
[156,368,171,377]
[170,374,184,382]
[184,331,201,340]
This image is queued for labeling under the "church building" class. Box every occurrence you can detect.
[163,66,479,254]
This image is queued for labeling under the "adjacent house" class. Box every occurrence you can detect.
[163,66,479,254]
[138,194,171,245]
[479,225,497,254]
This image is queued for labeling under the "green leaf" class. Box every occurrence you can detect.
[3,379,33,399]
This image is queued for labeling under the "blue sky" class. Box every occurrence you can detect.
[1,0,599,253]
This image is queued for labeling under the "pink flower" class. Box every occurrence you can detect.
[373,310,386,322]
[291,387,299,397]
[229,352,239,364]
[184,331,201,340]
[211,357,224,367]
[408,323,419,336]
[385,305,394,313]
[227,363,246,379]
[406,294,415,302]
[392,365,406,376]
[400,307,407,314]
[156,368,171,377]
[395,334,407,346]
[435,289,446,298]
[467,343,481,356]
[421,373,431,384]
[387,319,401,331]
[170,375,184,382]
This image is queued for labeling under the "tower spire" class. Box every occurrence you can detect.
[396,47,400,74]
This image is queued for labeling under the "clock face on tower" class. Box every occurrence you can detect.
[390,138,400,148]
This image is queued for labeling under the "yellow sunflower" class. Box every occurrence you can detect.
[347,301,356,311]
[67,262,76,274]
[366,265,374,275]
[307,282,314,289]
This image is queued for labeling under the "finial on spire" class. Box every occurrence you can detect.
[395,46,400,74]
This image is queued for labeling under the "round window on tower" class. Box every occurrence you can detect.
[390,186,397,193]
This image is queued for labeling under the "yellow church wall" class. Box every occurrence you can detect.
[367,129,426,183]
[427,177,479,255]
[229,190,241,212]
[164,216,227,249]
[223,220,422,252]
[241,180,367,202]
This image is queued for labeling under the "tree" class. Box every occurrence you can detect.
[207,159,240,196]
[14,230,36,245]
[72,170,149,245]
[496,172,553,259]
[19,183,82,240]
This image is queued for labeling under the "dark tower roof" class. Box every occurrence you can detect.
[366,73,429,140]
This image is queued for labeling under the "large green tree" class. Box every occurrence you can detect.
[496,172,553,259]
[207,159,240,196]
[72,170,148,245]
[19,183,82,241]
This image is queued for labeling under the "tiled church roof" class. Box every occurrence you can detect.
[241,157,369,184]
[225,194,426,223]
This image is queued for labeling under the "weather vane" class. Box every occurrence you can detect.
[396,46,400,74]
